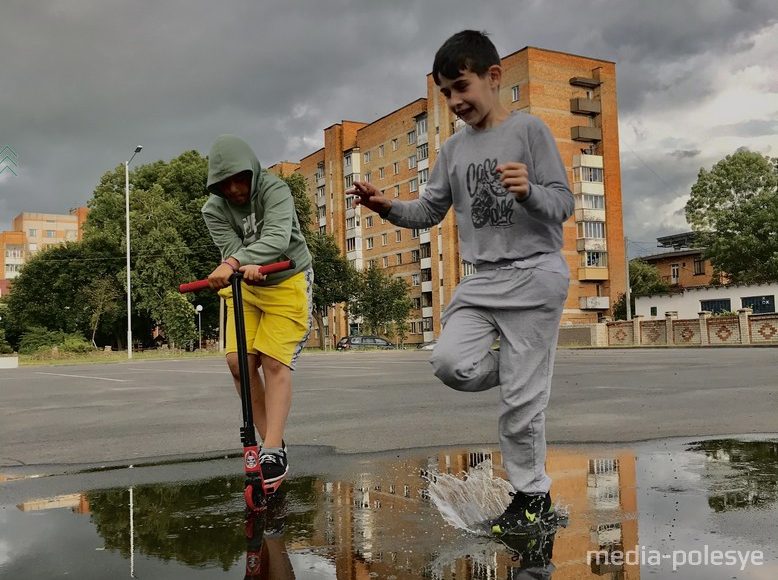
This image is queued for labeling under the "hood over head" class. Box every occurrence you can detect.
[206,135,262,197]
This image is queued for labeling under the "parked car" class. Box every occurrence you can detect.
[417,340,437,350]
[336,335,396,350]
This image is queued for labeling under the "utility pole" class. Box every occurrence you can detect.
[625,236,632,320]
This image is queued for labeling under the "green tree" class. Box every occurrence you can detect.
[350,266,413,338]
[160,291,198,349]
[4,235,123,346]
[685,149,778,284]
[613,259,670,320]
[305,232,356,348]
[88,277,121,347]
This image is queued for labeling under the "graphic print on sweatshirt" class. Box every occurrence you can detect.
[242,213,259,244]
[466,158,515,228]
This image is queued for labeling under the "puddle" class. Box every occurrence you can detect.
[1,436,777,578]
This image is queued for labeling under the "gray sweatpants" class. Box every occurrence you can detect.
[430,264,568,494]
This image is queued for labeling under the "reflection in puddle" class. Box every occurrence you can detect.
[3,437,777,578]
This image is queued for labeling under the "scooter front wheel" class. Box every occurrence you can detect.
[244,484,266,512]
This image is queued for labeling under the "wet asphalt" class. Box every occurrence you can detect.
[1,348,777,578]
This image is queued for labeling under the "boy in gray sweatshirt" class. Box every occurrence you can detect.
[348,30,573,536]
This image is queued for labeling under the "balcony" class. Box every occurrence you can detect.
[569,76,601,88]
[577,238,607,252]
[421,281,433,293]
[570,98,601,115]
[580,296,610,309]
[573,154,603,169]
[578,267,609,282]
[575,208,606,222]
[572,126,602,142]
[573,181,604,195]
[422,306,434,318]
[420,257,432,270]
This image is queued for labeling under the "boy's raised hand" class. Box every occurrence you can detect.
[348,181,392,216]
[496,162,530,201]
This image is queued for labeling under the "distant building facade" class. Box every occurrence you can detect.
[0,208,88,296]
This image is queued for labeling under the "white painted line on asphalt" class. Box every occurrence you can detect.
[36,372,128,383]
[125,367,225,374]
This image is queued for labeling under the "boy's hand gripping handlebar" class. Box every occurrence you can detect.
[178,260,296,293]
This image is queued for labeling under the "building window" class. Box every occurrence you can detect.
[345,195,355,210]
[417,142,428,161]
[394,185,400,197]
[393,161,399,175]
[345,174,354,188]
[391,138,398,151]
[671,264,680,284]
[46,230,56,238]
[412,297,421,309]
[417,115,427,135]
[319,225,326,234]
[365,216,373,228]
[578,221,605,239]
[412,273,420,286]
[409,178,418,192]
[407,130,416,144]
[423,317,433,331]
[28,229,37,237]
[408,155,417,169]
[700,299,732,314]
[583,251,607,267]
[693,259,705,275]
[583,194,605,209]
[381,233,388,246]
[382,256,389,268]
[574,167,604,183]
[421,268,432,282]
[418,168,429,185]
[367,258,376,269]
[364,151,371,163]
[366,237,374,249]
[396,253,403,265]
[395,230,402,242]
[346,216,356,229]
[364,171,371,183]
[420,243,431,259]
[346,237,357,252]
[411,228,420,239]
[411,250,420,262]
[317,206,327,220]
[344,153,352,168]
[741,295,775,314]
[650,306,657,316]
[378,144,384,158]
[379,167,385,179]
[511,85,520,102]
[315,163,324,180]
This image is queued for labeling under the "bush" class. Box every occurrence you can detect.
[19,326,94,355]
[62,336,94,353]
[0,328,13,354]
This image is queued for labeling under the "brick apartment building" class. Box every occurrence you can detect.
[270,46,625,347]
[638,231,722,289]
[0,208,88,296]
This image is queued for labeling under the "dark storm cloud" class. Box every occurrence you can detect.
[670,149,702,160]
[0,0,776,246]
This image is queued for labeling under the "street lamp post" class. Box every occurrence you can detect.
[125,145,143,359]
[195,304,203,350]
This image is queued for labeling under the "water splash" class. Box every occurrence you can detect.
[424,460,514,535]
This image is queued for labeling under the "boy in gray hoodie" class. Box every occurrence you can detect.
[203,135,313,494]
[348,30,573,536]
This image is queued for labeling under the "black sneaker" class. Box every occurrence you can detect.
[259,449,288,495]
[490,491,556,536]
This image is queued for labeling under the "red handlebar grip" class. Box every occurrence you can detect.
[178,260,296,293]
[178,279,211,293]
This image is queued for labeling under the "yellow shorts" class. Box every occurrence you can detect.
[219,269,313,369]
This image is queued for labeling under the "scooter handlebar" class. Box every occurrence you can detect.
[178,259,296,293]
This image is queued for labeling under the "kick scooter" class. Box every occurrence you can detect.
[179,259,295,512]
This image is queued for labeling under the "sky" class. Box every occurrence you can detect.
[1,0,777,258]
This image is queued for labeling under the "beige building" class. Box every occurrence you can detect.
[274,45,625,346]
[0,208,88,296]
